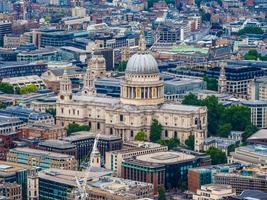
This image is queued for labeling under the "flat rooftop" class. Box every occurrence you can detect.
[136,151,196,164]
[0,161,32,176]
[39,140,76,149]
[10,147,75,159]
[39,168,111,187]
[63,131,121,142]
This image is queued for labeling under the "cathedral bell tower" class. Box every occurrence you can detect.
[218,62,227,93]
[82,50,106,96]
[59,68,73,102]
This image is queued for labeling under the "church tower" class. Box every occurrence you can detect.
[90,136,101,168]
[218,62,227,93]
[82,51,106,96]
[59,68,73,102]
[82,66,96,96]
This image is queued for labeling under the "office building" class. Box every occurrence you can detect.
[248,77,267,100]
[214,166,267,194]
[241,101,267,128]
[7,147,77,170]
[228,145,267,165]
[188,163,242,193]
[0,182,22,200]
[122,151,199,192]
[38,139,77,158]
[0,61,47,78]
[105,142,168,176]
[17,47,61,62]
[38,169,113,200]
[0,161,32,199]
[193,184,236,200]
[2,75,46,89]
[0,116,25,136]
[0,21,12,47]
[62,131,122,163]
[207,64,264,98]
[0,106,54,125]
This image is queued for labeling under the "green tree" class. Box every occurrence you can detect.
[182,93,201,106]
[243,124,258,142]
[206,147,227,165]
[66,123,90,136]
[114,61,127,72]
[0,103,6,109]
[244,49,260,60]
[135,131,146,141]
[203,76,218,91]
[185,135,195,150]
[238,26,264,35]
[157,137,180,150]
[227,144,239,155]
[19,84,39,94]
[150,119,163,142]
[201,96,224,136]
[158,187,166,200]
[45,108,56,118]
[222,105,251,131]
[0,83,14,94]
[218,123,232,137]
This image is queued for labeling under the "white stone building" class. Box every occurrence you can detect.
[56,33,208,151]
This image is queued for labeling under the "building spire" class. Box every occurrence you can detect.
[218,62,227,93]
[139,25,146,52]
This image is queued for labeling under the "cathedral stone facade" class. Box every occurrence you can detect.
[56,34,208,151]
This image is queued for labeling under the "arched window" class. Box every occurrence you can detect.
[110,128,113,135]
[97,122,100,130]
[130,130,134,137]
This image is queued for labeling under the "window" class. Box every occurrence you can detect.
[120,114,124,122]
[174,131,177,138]
[61,108,64,114]
[97,122,100,130]
[110,128,113,135]
[165,130,168,137]
[130,130,134,137]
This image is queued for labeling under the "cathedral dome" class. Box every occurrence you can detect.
[125,52,159,75]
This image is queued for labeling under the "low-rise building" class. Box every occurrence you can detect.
[30,97,56,112]
[228,145,267,165]
[193,184,236,200]
[38,139,77,158]
[0,161,32,199]
[2,75,46,89]
[0,61,47,79]
[7,147,77,170]
[0,106,54,125]
[214,166,267,194]
[188,163,242,193]
[105,142,168,176]
[247,129,267,146]
[204,137,239,154]
[0,182,22,200]
[18,124,66,140]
